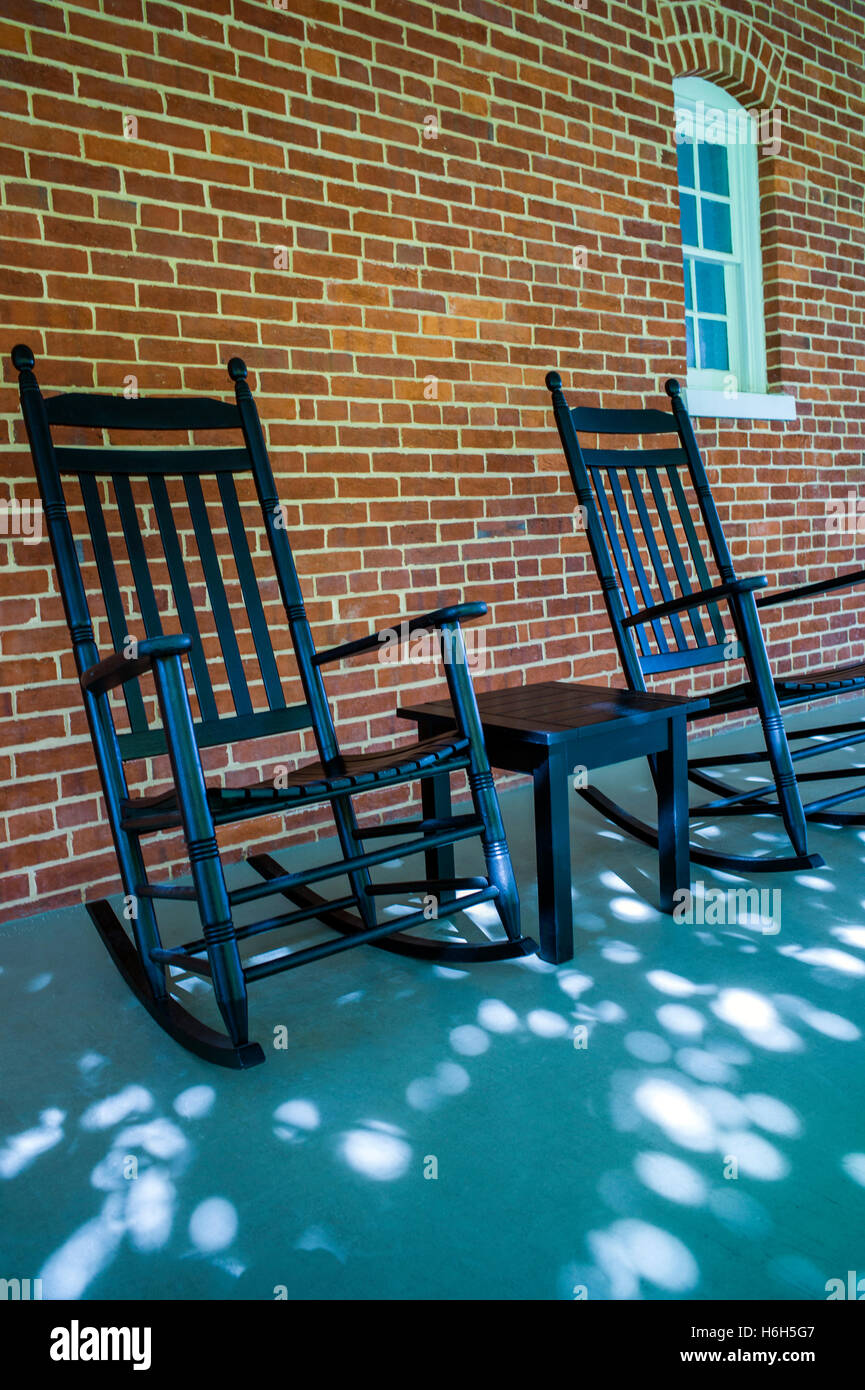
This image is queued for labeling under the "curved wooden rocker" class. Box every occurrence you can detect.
[15,345,535,1068]
[546,370,865,875]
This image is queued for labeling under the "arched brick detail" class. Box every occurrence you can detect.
[657,1,786,109]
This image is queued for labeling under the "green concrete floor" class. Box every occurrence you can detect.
[2,707,865,1301]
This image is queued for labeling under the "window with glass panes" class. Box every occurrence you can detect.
[673,77,768,395]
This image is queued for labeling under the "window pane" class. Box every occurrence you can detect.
[676,139,695,189]
[698,141,730,197]
[685,315,696,368]
[698,317,729,370]
[694,260,726,314]
[683,258,693,310]
[679,192,698,247]
[700,198,732,254]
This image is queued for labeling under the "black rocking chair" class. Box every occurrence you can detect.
[14,344,535,1068]
[546,370,865,875]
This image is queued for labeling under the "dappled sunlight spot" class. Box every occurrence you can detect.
[273,1100,320,1132]
[526,1009,571,1038]
[39,1194,126,1299]
[601,941,641,964]
[339,1127,411,1181]
[600,870,635,893]
[406,1078,441,1112]
[656,1004,705,1038]
[449,1024,489,1056]
[294,1226,347,1264]
[81,1086,154,1132]
[646,970,708,998]
[435,1061,470,1095]
[173,1086,216,1120]
[516,951,559,973]
[26,972,52,992]
[78,1052,108,1075]
[831,926,865,950]
[188,1197,238,1252]
[126,1168,176,1253]
[742,1094,800,1137]
[634,1152,707,1206]
[569,910,607,934]
[675,1048,736,1085]
[431,966,469,980]
[779,945,865,977]
[624,1031,672,1063]
[593,1000,626,1023]
[461,899,502,933]
[692,823,721,839]
[0,1107,65,1179]
[406,1061,470,1112]
[699,1087,747,1128]
[708,1186,771,1237]
[589,1219,699,1295]
[557,970,593,999]
[796,1005,860,1041]
[840,1153,865,1187]
[336,989,364,1004]
[793,874,835,892]
[114,1119,187,1162]
[477,999,519,1033]
[717,1130,789,1181]
[609,896,656,923]
[597,829,626,841]
[634,1078,715,1151]
[711,990,802,1052]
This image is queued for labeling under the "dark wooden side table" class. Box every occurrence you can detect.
[398,681,708,965]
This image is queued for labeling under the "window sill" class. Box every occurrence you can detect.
[683,388,797,422]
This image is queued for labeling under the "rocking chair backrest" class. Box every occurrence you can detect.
[14,349,335,764]
[547,374,743,688]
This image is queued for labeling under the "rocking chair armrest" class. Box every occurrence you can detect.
[621,576,768,629]
[312,602,488,666]
[81,634,194,696]
[755,567,865,609]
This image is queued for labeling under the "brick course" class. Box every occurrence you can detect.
[0,0,863,922]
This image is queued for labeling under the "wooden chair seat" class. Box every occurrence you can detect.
[120,732,470,831]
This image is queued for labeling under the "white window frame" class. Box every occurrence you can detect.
[673,77,795,420]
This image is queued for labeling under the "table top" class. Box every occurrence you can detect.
[399,680,709,746]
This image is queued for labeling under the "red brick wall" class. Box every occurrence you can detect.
[1,0,863,922]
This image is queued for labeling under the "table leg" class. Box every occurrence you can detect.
[533,749,574,964]
[656,713,690,914]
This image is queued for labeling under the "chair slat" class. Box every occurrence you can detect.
[664,466,727,645]
[645,469,710,649]
[606,467,670,654]
[45,394,242,432]
[217,471,286,711]
[79,473,149,733]
[571,406,676,436]
[183,473,253,718]
[589,466,651,658]
[55,447,251,476]
[148,474,219,724]
[112,475,164,641]
[624,470,689,650]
